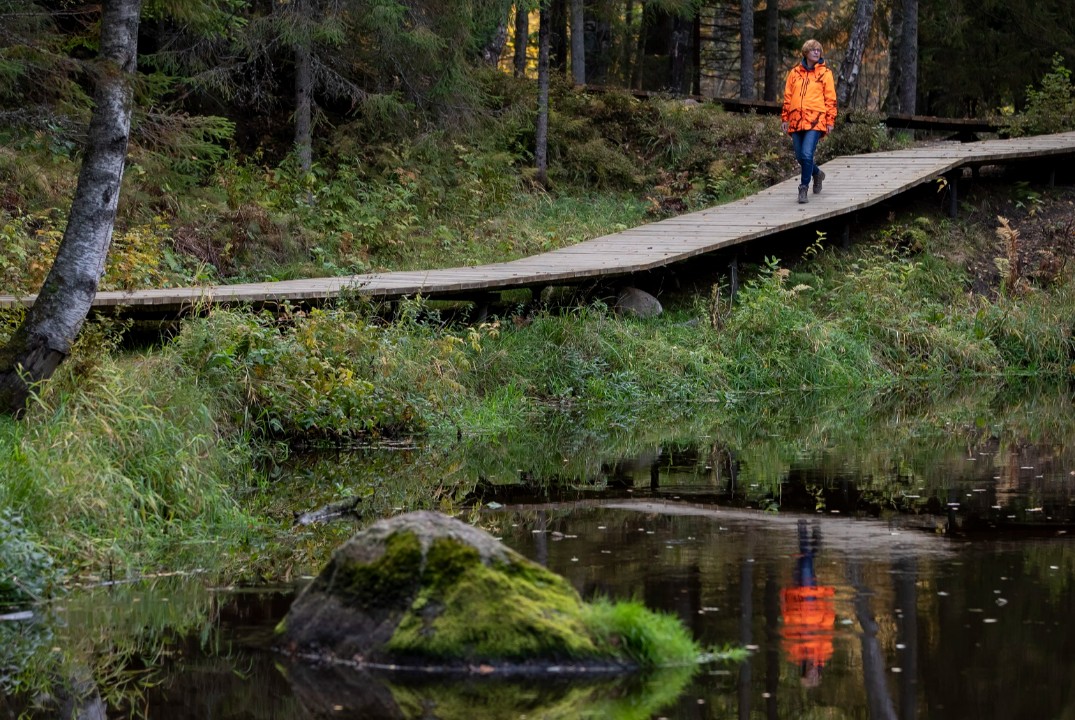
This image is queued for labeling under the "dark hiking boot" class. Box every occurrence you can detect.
[798,184,809,204]
[813,169,825,194]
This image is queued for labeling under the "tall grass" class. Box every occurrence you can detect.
[0,349,258,575]
[584,598,701,668]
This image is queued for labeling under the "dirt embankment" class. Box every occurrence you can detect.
[950,185,1075,296]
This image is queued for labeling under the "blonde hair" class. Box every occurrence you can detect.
[801,39,823,57]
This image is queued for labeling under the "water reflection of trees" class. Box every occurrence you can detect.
[279,382,1075,548]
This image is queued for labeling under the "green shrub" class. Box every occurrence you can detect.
[173,301,480,439]
[1004,55,1075,137]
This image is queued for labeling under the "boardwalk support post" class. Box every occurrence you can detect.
[729,256,739,302]
[946,172,959,218]
[470,292,496,324]
[842,221,851,250]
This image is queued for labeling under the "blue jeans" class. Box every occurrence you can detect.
[791,130,823,187]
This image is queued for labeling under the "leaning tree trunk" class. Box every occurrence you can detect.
[535,1,551,187]
[763,0,779,100]
[740,0,755,99]
[836,0,876,108]
[0,0,141,416]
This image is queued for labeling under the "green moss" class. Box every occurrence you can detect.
[388,537,599,662]
[384,537,702,668]
[422,535,482,591]
[333,530,424,611]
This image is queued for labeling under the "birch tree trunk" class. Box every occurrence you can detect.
[481,19,509,65]
[836,0,876,107]
[740,0,755,99]
[0,0,141,415]
[535,2,551,187]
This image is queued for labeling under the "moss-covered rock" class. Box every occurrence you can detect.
[278,511,699,671]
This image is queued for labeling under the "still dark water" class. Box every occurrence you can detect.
[4,388,1075,719]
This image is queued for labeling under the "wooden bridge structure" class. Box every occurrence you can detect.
[2,131,1075,317]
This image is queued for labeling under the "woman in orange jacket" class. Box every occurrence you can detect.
[781,39,838,204]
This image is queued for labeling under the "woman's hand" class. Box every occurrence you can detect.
[781,121,789,133]
[826,124,834,133]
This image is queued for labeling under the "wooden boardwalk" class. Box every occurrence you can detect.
[3,131,1075,314]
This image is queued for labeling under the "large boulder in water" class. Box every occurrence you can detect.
[277,511,697,671]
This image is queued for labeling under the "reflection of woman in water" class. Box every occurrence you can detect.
[781,520,836,686]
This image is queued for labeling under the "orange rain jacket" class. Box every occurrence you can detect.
[780,584,836,665]
[782,59,838,135]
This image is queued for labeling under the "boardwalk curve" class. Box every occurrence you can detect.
[3,131,1075,314]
